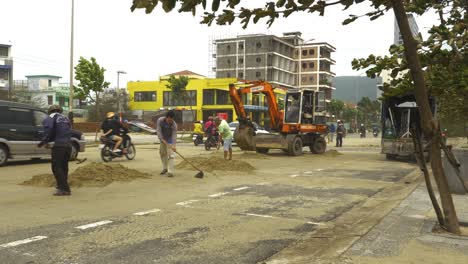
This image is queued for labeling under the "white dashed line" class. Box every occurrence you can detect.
[290,174,299,178]
[316,169,325,171]
[306,221,323,226]
[0,236,48,248]
[304,171,313,174]
[176,200,199,206]
[233,186,250,191]
[75,220,113,230]
[208,192,230,198]
[257,182,270,185]
[133,209,161,216]
[244,213,275,218]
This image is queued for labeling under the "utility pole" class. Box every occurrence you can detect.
[68,0,75,124]
[117,70,127,121]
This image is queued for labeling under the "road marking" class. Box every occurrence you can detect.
[244,213,275,218]
[75,220,113,230]
[290,174,299,178]
[408,214,425,219]
[304,171,313,174]
[306,221,323,226]
[176,200,199,206]
[133,209,161,216]
[257,182,270,185]
[208,192,230,198]
[233,186,250,191]
[0,236,48,248]
[316,169,325,171]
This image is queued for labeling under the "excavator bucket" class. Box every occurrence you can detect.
[234,121,256,151]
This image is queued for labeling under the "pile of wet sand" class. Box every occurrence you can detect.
[176,156,255,172]
[323,150,343,157]
[20,162,151,188]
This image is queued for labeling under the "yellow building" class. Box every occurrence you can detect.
[127,70,285,128]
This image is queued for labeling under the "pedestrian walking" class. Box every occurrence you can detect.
[156,111,177,177]
[214,116,233,160]
[336,122,345,147]
[37,105,72,196]
[328,123,336,143]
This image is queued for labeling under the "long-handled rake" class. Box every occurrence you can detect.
[163,142,204,178]
[174,150,204,179]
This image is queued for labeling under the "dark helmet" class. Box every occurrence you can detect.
[48,105,63,114]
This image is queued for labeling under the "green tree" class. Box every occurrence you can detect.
[357,97,380,126]
[74,57,110,120]
[131,0,464,234]
[165,75,190,106]
[327,99,345,120]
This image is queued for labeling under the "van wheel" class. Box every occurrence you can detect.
[70,143,79,161]
[0,145,8,167]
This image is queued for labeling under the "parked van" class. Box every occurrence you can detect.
[0,100,86,166]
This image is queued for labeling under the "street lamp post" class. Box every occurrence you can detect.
[69,0,75,124]
[117,70,127,121]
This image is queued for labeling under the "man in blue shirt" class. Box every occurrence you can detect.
[38,105,72,196]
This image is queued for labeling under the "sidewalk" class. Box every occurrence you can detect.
[341,183,468,264]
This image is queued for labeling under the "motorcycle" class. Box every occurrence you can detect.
[373,130,379,137]
[100,132,136,162]
[193,134,203,146]
[204,133,223,151]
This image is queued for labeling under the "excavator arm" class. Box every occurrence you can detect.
[228,81,283,150]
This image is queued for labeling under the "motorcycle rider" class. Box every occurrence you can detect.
[101,112,124,153]
[193,120,204,141]
[205,116,217,143]
[359,123,366,138]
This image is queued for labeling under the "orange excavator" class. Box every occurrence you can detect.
[229,81,329,156]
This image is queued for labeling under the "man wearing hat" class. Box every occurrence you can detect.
[38,105,72,196]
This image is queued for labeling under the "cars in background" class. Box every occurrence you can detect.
[0,100,86,166]
[228,121,269,142]
[126,120,156,134]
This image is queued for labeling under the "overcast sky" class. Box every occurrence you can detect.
[2,0,439,88]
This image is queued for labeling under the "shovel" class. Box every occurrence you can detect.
[163,142,204,178]
[174,150,204,179]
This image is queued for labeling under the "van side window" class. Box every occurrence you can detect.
[8,108,34,126]
[33,111,48,127]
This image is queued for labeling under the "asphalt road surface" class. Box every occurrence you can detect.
[0,142,421,264]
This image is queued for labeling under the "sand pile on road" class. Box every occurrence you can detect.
[20,162,151,188]
[176,157,255,172]
[323,150,343,157]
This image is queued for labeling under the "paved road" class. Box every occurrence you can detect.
[0,144,420,264]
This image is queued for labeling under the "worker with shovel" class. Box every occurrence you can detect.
[214,116,233,160]
[156,111,178,177]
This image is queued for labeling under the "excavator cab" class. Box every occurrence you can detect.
[284,90,315,125]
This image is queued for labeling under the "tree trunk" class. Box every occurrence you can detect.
[390,0,460,234]
[96,93,101,122]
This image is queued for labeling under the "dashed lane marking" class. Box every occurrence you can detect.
[244,213,275,218]
[0,236,48,248]
[208,192,230,198]
[176,200,199,206]
[75,220,113,230]
[133,209,162,216]
[233,186,250,191]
